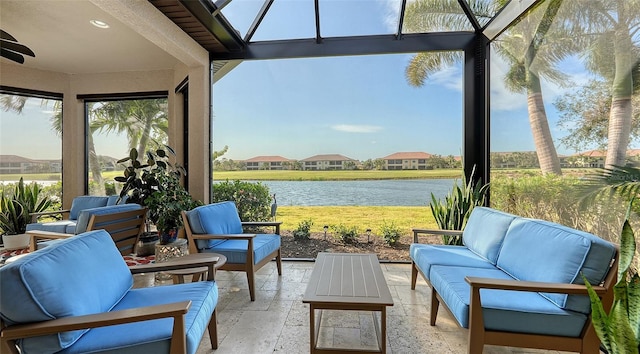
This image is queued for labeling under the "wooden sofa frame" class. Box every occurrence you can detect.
[1,254,220,354]
[27,208,147,255]
[411,228,618,354]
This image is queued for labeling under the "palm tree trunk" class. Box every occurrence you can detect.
[526,69,562,175]
[88,132,105,195]
[604,22,634,169]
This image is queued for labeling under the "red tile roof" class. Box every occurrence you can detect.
[382,152,432,160]
[301,154,356,162]
[244,156,295,162]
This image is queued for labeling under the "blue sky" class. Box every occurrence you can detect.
[0,0,607,161]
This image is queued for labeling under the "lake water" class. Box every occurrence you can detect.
[240,179,456,206]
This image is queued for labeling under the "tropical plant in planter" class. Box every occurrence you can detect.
[429,167,489,245]
[115,146,199,244]
[0,178,52,249]
[144,172,201,244]
[585,207,640,354]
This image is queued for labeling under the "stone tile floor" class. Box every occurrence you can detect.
[134,261,579,354]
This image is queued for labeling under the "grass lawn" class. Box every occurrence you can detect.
[277,205,437,237]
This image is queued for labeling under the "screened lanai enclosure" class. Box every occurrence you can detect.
[1,0,639,243]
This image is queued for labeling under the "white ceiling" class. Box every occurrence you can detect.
[0,1,180,74]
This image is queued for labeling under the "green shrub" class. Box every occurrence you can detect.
[490,174,626,244]
[212,179,272,222]
[293,219,313,240]
[380,220,401,246]
[332,224,359,244]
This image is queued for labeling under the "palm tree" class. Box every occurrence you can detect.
[576,0,640,168]
[403,0,578,175]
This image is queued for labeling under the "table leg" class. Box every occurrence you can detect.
[381,307,387,354]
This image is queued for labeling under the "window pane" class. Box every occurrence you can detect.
[489,0,640,244]
[87,98,168,196]
[402,0,475,33]
[0,94,62,201]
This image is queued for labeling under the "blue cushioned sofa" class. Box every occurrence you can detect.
[0,229,219,354]
[27,195,125,234]
[410,207,618,354]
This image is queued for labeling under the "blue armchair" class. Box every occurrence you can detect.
[182,201,282,301]
[0,229,219,354]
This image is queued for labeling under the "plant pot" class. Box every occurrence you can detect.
[159,228,178,245]
[2,233,30,251]
[136,233,159,257]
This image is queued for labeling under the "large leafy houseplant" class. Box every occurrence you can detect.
[0,177,52,235]
[429,167,489,245]
[115,146,197,244]
[114,146,186,206]
[144,172,201,244]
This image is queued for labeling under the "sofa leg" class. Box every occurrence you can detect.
[411,262,418,290]
[467,333,484,354]
[247,270,256,301]
[276,249,282,276]
[582,323,601,354]
[430,287,439,326]
[209,309,218,349]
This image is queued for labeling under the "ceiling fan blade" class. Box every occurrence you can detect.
[0,40,35,57]
[0,30,17,42]
[0,47,25,64]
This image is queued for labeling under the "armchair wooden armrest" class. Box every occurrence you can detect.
[129,255,220,281]
[464,276,607,296]
[29,209,70,223]
[241,221,282,234]
[412,228,462,243]
[26,230,74,252]
[1,301,191,354]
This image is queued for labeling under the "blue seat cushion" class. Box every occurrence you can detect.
[202,234,281,264]
[69,196,110,220]
[429,265,588,337]
[60,281,218,354]
[26,220,76,234]
[410,244,495,281]
[462,207,517,264]
[185,201,244,250]
[0,230,132,353]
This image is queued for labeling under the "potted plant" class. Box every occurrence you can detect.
[114,146,199,245]
[429,166,489,245]
[144,172,201,244]
[0,178,52,250]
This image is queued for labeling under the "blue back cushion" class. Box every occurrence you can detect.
[74,203,143,234]
[0,230,132,353]
[69,196,109,220]
[186,201,243,249]
[497,218,615,313]
[462,207,517,264]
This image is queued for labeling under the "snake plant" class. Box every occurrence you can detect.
[585,207,640,354]
[0,178,52,235]
[429,166,489,245]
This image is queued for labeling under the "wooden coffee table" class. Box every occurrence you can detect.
[303,253,394,354]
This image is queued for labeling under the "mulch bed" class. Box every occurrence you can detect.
[278,231,416,262]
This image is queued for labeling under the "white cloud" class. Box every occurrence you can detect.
[331,124,383,133]
[430,66,463,92]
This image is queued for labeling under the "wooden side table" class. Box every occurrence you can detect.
[154,238,188,281]
[166,253,227,283]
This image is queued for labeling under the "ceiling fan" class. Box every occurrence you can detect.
[1,30,35,64]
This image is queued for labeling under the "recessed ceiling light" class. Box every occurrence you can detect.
[90,20,110,29]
